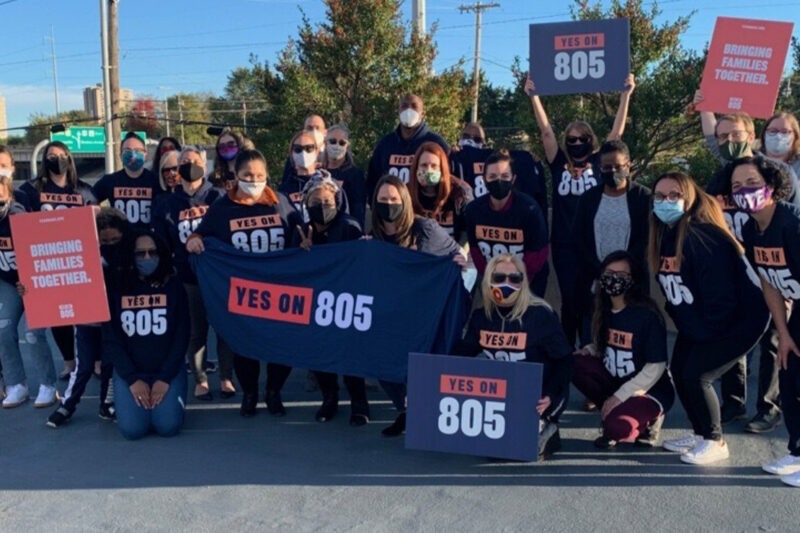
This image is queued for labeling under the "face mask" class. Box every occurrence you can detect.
[566,142,592,160]
[599,273,634,297]
[418,169,441,186]
[45,156,68,176]
[307,203,337,225]
[0,200,7,212]
[458,139,482,149]
[219,145,239,161]
[399,108,421,128]
[310,129,325,148]
[765,132,793,156]
[100,244,119,266]
[653,199,685,224]
[326,144,346,160]
[720,140,750,161]
[179,162,205,182]
[238,180,266,198]
[601,169,629,188]
[293,151,317,170]
[732,185,772,213]
[486,179,513,200]
[375,201,404,223]
[122,151,145,172]
[490,283,520,306]
[0,168,12,178]
[136,257,159,277]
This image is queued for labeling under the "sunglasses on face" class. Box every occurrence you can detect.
[292,144,316,154]
[161,166,178,174]
[219,141,238,149]
[134,249,158,259]
[566,135,591,145]
[327,139,347,146]
[491,272,524,284]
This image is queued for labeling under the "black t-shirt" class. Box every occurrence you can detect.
[547,148,601,245]
[20,180,96,212]
[706,170,749,243]
[0,203,25,285]
[328,162,367,228]
[290,212,363,247]
[417,191,465,242]
[92,169,163,228]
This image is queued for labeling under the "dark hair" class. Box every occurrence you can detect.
[36,141,79,191]
[371,174,418,248]
[483,149,513,175]
[211,128,243,186]
[234,149,268,175]
[592,250,663,354]
[118,229,175,288]
[598,140,630,160]
[152,136,181,176]
[96,206,130,235]
[121,131,146,151]
[721,155,793,202]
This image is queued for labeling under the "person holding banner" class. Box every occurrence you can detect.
[572,250,673,449]
[289,173,370,425]
[210,129,243,192]
[152,146,234,402]
[649,171,769,465]
[524,73,635,348]
[0,173,59,409]
[323,124,367,228]
[408,141,472,243]
[370,174,465,436]
[280,130,324,216]
[103,230,189,440]
[454,253,572,458]
[187,149,299,418]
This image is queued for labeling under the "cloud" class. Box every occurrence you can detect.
[0,84,85,128]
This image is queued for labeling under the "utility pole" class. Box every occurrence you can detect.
[242,100,247,135]
[99,0,114,174]
[412,0,426,39]
[47,26,60,119]
[459,2,499,123]
[177,95,185,145]
[164,98,170,137]
[108,0,122,169]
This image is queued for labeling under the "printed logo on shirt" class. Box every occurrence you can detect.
[556,164,598,197]
[178,206,208,244]
[0,236,16,272]
[39,192,84,211]
[475,224,524,262]
[472,162,488,197]
[714,195,748,242]
[179,206,208,221]
[658,255,694,305]
[229,214,282,231]
[607,328,633,349]
[229,214,285,252]
[422,209,454,235]
[119,294,168,337]
[112,187,153,224]
[753,246,800,299]
[604,328,635,378]
[388,154,414,184]
[477,330,526,362]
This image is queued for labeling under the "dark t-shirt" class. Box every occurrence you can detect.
[547,149,601,245]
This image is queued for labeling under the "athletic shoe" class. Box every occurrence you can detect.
[315,395,338,422]
[720,405,748,425]
[46,406,74,428]
[33,385,58,408]
[2,383,29,408]
[203,360,218,374]
[663,433,701,453]
[349,413,369,427]
[744,412,782,434]
[582,398,597,412]
[265,390,286,417]
[594,434,616,449]
[680,439,730,465]
[780,470,800,488]
[538,422,561,460]
[98,403,116,421]
[636,414,664,448]
[762,454,800,476]
[59,361,75,381]
[240,393,257,417]
[381,412,406,437]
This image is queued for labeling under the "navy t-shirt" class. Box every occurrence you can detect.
[20,179,96,212]
[92,169,162,227]
[0,203,25,285]
[547,149,601,245]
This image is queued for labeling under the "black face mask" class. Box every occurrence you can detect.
[307,203,337,225]
[375,201,404,223]
[566,142,592,160]
[486,179,513,200]
[45,156,69,176]
[179,162,205,182]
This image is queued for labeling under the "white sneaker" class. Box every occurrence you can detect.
[780,470,800,487]
[33,385,58,408]
[663,433,701,453]
[680,439,730,465]
[763,455,800,476]
[2,383,29,408]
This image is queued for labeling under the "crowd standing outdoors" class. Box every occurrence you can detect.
[3,72,800,487]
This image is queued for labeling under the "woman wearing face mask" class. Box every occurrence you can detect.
[103,230,189,440]
[210,129,242,191]
[760,112,800,179]
[150,137,181,182]
[21,141,96,380]
[408,142,472,243]
[649,171,769,465]
[152,146,233,402]
[187,149,298,417]
[0,174,59,409]
[370,174,465,436]
[525,73,635,347]
[323,124,367,227]
[157,150,180,193]
[573,251,674,449]
[720,156,800,486]
[0,146,30,211]
[454,254,572,459]
[280,130,323,217]
[290,174,369,425]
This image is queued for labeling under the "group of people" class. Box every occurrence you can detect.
[2,73,800,487]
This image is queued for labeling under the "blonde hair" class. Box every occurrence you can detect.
[716,112,755,136]
[481,254,550,322]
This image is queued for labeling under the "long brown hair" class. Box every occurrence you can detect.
[36,141,79,192]
[210,128,241,187]
[408,142,452,214]
[760,112,800,162]
[371,174,417,248]
[647,171,742,273]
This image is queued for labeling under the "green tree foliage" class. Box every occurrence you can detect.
[24,109,93,144]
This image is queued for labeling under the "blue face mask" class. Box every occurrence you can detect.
[136,257,159,277]
[122,150,145,172]
[653,199,685,224]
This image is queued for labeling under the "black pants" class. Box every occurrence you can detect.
[51,325,75,362]
[552,245,580,347]
[671,317,767,441]
[233,354,291,396]
[720,327,781,415]
[61,325,112,412]
[314,371,369,416]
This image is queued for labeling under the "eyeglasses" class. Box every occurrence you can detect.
[566,135,591,145]
[491,272,524,284]
[161,166,178,175]
[327,139,347,146]
[134,249,158,259]
[292,144,316,154]
[460,134,484,143]
[653,191,683,202]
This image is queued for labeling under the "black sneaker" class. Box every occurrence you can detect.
[381,412,406,437]
[744,411,782,433]
[635,414,664,447]
[720,405,748,425]
[350,401,370,427]
[265,390,286,417]
[47,406,74,428]
[594,434,617,449]
[538,422,561,460]
[98,403,116,421]
[349,413,369,426]
[203,360,218,374]
[315,395,338,422]
[240,393,258,417]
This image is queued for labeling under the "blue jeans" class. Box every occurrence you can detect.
[113,370,187,440]
[0,279,56,387]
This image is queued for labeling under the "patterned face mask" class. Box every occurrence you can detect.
[599,272,633,297]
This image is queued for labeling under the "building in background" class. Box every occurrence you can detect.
[83,84,133,122]
[0,95,7,142]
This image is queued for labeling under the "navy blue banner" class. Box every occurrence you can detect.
[190,239,469,382]
[405,353,542,461]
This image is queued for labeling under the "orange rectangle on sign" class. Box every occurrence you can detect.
[660,256,679,273]
[40,193,84,206]
[753,246,787,267]
[479,330,527,350]
[121,294,167,309]
[113,187,153,199]
[608,328,633,350]
[439,374,507,399]
[388,154,414,167]
[228,214,281,232]
[179,206,208,221]
[476,225,523,244]
[0,237,11,250]
[473,162,484,175]
[228,277,313,325]
[554,32,605,50]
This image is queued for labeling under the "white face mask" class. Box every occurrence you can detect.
[399,108,421,128]
[458,138,482,149]
[327,143,346,160]
[238,180,266,198]
[293,151,318,170]
[0,168,12,178]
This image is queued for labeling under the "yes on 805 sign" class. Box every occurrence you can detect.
[405,353,542,462]
[529,18,630,96]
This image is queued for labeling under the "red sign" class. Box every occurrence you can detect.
[10,207,109,328]
[697,17,794,118]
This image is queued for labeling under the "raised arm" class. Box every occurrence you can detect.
[525,75,559,164]
[693,89,718,137]
[608,74,635,141]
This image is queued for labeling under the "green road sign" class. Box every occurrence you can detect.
[50,127,146,154]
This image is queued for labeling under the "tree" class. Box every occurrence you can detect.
[126,97,159,138]
[24,109,93,145]
[166,93,216,146]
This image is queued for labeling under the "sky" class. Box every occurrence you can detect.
[1,0,799,130]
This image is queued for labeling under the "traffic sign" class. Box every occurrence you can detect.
[50,127,146,154]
